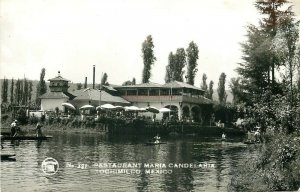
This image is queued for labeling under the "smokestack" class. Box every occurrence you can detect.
[93,65,95,89]
[84,77,87,88]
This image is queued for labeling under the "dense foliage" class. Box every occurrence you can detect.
[186,41,199,85]
[165,48,187,82]
[217,72,227,105]
[1,78,9,103]
[36,68,47,106]
[200,73,208,93]
[229,0,300,191]
[142,35,156,83]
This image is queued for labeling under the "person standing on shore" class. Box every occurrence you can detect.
[10,120,18,137]
[154,134,160,143]
[36,122,43,137]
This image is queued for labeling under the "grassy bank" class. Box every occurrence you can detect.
[228,132,300,191]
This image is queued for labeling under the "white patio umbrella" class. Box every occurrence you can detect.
[159,107,171,113]
[61,103,76,110]
[100,103,116,110]
[124,106,140,111]
[80,105,95,110]
[138,107,147,112]
[146,106,159,113]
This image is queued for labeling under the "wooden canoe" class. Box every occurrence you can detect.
[243,140,256,144]
[1,135,52,141]
[145,141,166,146]
[1,154,16,160]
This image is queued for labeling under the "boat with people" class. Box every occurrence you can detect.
[2,135,52,141]
[243,140,258,144]
[244,125,262,144]
[145,134,166,145]
[145,141,167,145]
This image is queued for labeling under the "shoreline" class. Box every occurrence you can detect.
[1,122,245,137]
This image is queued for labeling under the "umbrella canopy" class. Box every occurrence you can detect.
[61,103,76,110]
[159,107,171,113]
[146,106,159,113]
[80,105,95,110]
[138,107,147,112]
[124,106,140,111]
[100,103,116,109]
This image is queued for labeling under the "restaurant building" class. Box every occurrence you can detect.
[114,81,213,123]
[40,72,213,123]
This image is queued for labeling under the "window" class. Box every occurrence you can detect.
[149,89,159,96]
[160,89,169,95]
[138,89,148,96]
[127,90,137,96]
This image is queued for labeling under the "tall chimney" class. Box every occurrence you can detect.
[84,77,87,88]
[93,65,95,89]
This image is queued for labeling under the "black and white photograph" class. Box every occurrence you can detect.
[1,0,300,191]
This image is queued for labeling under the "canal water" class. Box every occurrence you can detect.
[1,132,249,192]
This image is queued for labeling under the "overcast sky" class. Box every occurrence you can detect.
[1,0,300,88]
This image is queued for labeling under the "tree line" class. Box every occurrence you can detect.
[1,68,47,109]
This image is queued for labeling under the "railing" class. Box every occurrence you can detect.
[122,95,182,102]
[122,95,209,104]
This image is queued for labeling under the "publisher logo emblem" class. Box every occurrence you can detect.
[41,157,59,175]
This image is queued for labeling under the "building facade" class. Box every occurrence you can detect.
[114,81,213,123]
[40,72,212,123]
[39,71,75,111]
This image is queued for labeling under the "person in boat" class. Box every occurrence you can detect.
[221,132,226,140]
[154,135,160,144]
[10,120,19,137]
[254,128,261,142]
[36,122,44,137]
[247,131,252,141]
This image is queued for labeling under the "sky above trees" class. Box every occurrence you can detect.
[1,0,300,88]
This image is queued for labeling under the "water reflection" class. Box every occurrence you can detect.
[1,132,247,192]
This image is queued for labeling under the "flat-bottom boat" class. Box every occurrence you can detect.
[2,135,52,141]
[243,140,259,144]
[145,141,166,146]
[1,154,16,161]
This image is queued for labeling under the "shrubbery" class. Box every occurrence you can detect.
[229,93,300,191]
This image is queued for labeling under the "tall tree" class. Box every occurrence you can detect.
[276,17,299,105]
[76,83,83,90]
[36,68,47,106]
[142,35,156,83]
[165,52,174,83]
[174,48,186,82]
[28,81,32,105]
[255,0,293,91]
[229,77,243,105]
[14,79,22,105]
[1,78,8,103]
[186,41,199,85]
[236,25,271,95]
[10,78,14,104]
[22,78,28,105]
[132,77,136,85]
[207,80,214,100]
[200,73,208,93]
[217,72,227,104]
[101,73,108,85]
[165,48,186,82]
